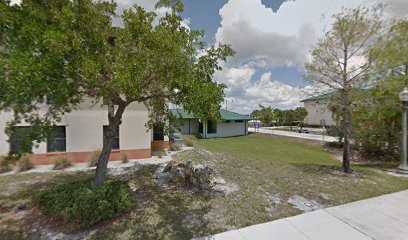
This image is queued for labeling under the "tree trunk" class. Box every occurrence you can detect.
[94,124,116,188]
[342,105,352,173]
[94,101,127,188]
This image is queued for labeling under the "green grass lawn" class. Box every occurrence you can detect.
[1,133,408,239]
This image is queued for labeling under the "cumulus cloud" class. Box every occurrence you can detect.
[217,21,316,68]
[213,0,407,112]
[112,0,190,29]
[214,65,318,113]
[113,0,168,27]
[215,0,366,69]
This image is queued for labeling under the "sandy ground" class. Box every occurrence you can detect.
[1,147,194,176]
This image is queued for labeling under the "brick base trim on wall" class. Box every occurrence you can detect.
[28,149,151,166]
[151,140,170,151]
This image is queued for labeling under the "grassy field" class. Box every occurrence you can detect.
[1,133,408,239]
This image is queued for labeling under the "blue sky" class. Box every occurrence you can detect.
[177,0,406,113]
[180,0,287,43]
[112,0,408,113]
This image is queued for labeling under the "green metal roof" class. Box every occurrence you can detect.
[170,109,197,119]
[170,109,252,121]
[220,109,252,120]
[300,92,337,102]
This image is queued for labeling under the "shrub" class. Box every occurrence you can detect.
[53,157,72,170]
[34,179,136,230]
[121,153,129,163]
[169,142,181,151]
[326,126,342,137]
[183,138,195,147]
[157,149,166,158]
[89,149,101,167]
[0,157,12,174]
[18,155,34,172]
[325,141,343,149]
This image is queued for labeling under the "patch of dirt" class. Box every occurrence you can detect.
[287,195,324,212]
[27,226,95,240]
[108,162,143,178]
[0,203,31,230]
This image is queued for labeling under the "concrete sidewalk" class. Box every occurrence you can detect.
[203,190,408,240]
[248,127,338,143]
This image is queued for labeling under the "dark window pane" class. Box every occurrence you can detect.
[235,120,244,123]
[103,126,120,150]
[153,125,164,141]
[199,122,203,133]
[207,121,217,134]
[10,127,32,153]
[47,126,66,152]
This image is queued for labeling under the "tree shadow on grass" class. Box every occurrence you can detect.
[289,162,345,176]
[158,193,213,239]
[125,191,215,240]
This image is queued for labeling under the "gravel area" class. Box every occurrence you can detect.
[0,147,194,176]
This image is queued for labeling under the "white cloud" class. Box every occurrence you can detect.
[113,0,190,29]
[214,65,318,113]
[216,0,366,69]
[386,0,408,18]
[214,0,408,113]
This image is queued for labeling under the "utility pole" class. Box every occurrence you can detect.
[225,99,233,111]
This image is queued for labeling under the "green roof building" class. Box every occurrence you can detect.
[170,108,252,138]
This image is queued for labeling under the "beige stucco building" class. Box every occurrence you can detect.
[301,92,337,126]
[0,98,168,165]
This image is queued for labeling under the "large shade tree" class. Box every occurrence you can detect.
[0,0,234,187]
[351,19,408,159]
[305,5,384,173]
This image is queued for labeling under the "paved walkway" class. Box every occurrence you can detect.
[248,127,338,142]
[203,190,408,240]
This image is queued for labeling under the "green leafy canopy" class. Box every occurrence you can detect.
[0,0,235,145]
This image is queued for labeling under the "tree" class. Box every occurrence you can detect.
[373,19,408,80]
[258,105,274,127]
[305,5,384,173]
[250,109,260,119]
[0,0,234,187]
[282,109,296,129]
[350,19,408,159]
[294,107,308,122]
[273,108,283,125]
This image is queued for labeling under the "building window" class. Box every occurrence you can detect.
[235,120,244,123]
[153,125,164,141]
[9,127,32,154]
[199,121,203,133]
[103,126,120,150]
[225,120,231,123]
[207,120,217,134]
[47,126,66,152]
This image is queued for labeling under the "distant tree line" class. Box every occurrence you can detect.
[250,105,307,129]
